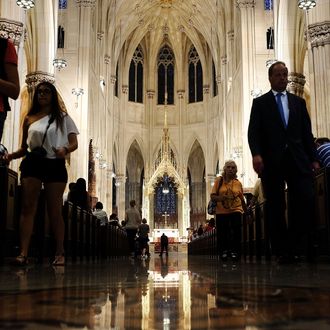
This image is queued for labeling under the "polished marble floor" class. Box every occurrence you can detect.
[1,253,330,329]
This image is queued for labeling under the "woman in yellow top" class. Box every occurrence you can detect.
[210,160,247,261]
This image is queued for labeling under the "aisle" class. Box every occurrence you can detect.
[0,254,330,329]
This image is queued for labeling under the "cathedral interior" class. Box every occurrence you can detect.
[1,0,330,329]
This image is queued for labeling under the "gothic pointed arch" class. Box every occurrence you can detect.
[126,140,145,208]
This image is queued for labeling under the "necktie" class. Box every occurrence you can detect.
[276,92,286,127]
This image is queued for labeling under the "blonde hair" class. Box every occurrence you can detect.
[221,160,238,179]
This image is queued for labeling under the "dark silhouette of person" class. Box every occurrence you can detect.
[68,177,91,211]
[248,61,320,262]
[159,233,169,256]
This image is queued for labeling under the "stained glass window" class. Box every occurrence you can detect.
[264,0,273,10]
[155,176,177,214]
[59,0,67,9]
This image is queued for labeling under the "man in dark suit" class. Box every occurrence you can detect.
[248,61,320,262]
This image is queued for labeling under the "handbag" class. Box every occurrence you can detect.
[26,116,54,160]
[207,176,223,215]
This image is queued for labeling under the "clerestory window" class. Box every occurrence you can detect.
[157,45,175,105]
[129,45,144,103]
[188,46,203,103]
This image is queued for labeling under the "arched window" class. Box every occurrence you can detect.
[188,46,203,103]
[114,63,118,97]
[57,25,65,48]
[129,45,144,103]
[212,60,218,97]
[157,45,175,105]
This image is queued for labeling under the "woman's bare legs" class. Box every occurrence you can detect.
[44,182,66,256]
[19,177,42,257]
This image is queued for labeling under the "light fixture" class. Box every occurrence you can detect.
[53,58,67,71]
[16,0,35,9]
[266,59,278,68]
[298,0,316,10]
[251,88,263,98]
[71,87,84,96]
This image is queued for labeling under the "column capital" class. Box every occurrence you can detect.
[308,21,330,48]
[75,0,96,8]
[97,31,104,40]
[25,71,55,92]
[216,75,222,84]
[177,89,185,98]
[122,85,128,94]
[110,75,116,84]
[203,85,210,94]
[288,72,306,97]
[227,30,234,41]
[104,54,110,64]
[0,18,24,46]
[236,0,256,8]
[221,56,227,65]
[146,90,155,98]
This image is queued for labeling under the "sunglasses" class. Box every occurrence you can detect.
[37,88,52,95]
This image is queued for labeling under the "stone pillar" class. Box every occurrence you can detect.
[236,0,256,187]
[115,174,126,220]
[287,72,306,97]
[308,20,330,138]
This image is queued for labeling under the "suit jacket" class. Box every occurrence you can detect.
[248,90,317,175]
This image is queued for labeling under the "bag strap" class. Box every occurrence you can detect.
[40,116,55,147]
[215,176,223,195]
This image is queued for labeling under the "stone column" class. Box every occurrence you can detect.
[146,89,155,181]
[308,20,330,138]
[236,0,256,187]
[115,174,126,220]
[287,72,306,97]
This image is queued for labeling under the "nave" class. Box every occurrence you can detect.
[1,254,330,330]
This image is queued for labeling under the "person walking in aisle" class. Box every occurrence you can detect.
[6,82,79,266]
[159,233,169,257]
[125,200,142,256]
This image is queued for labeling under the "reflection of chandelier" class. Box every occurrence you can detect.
[53,58,67,71]
[298,0,316,10]
[16,0,35,9]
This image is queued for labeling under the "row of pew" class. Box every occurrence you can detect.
[0,166,129,264]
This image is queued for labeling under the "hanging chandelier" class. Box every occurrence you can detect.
[53,58,67,71]
[16,0,35,9]
[298,0,316,10]
[71,87,84,96]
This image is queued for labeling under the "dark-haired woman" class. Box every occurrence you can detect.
[7,82,79,266]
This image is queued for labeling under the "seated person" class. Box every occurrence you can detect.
[315,137,330,168]
[92,202,108,226]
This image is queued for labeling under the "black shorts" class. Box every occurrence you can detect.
[20,157,68,183]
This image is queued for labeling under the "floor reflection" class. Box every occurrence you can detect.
[0,254,330,329]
